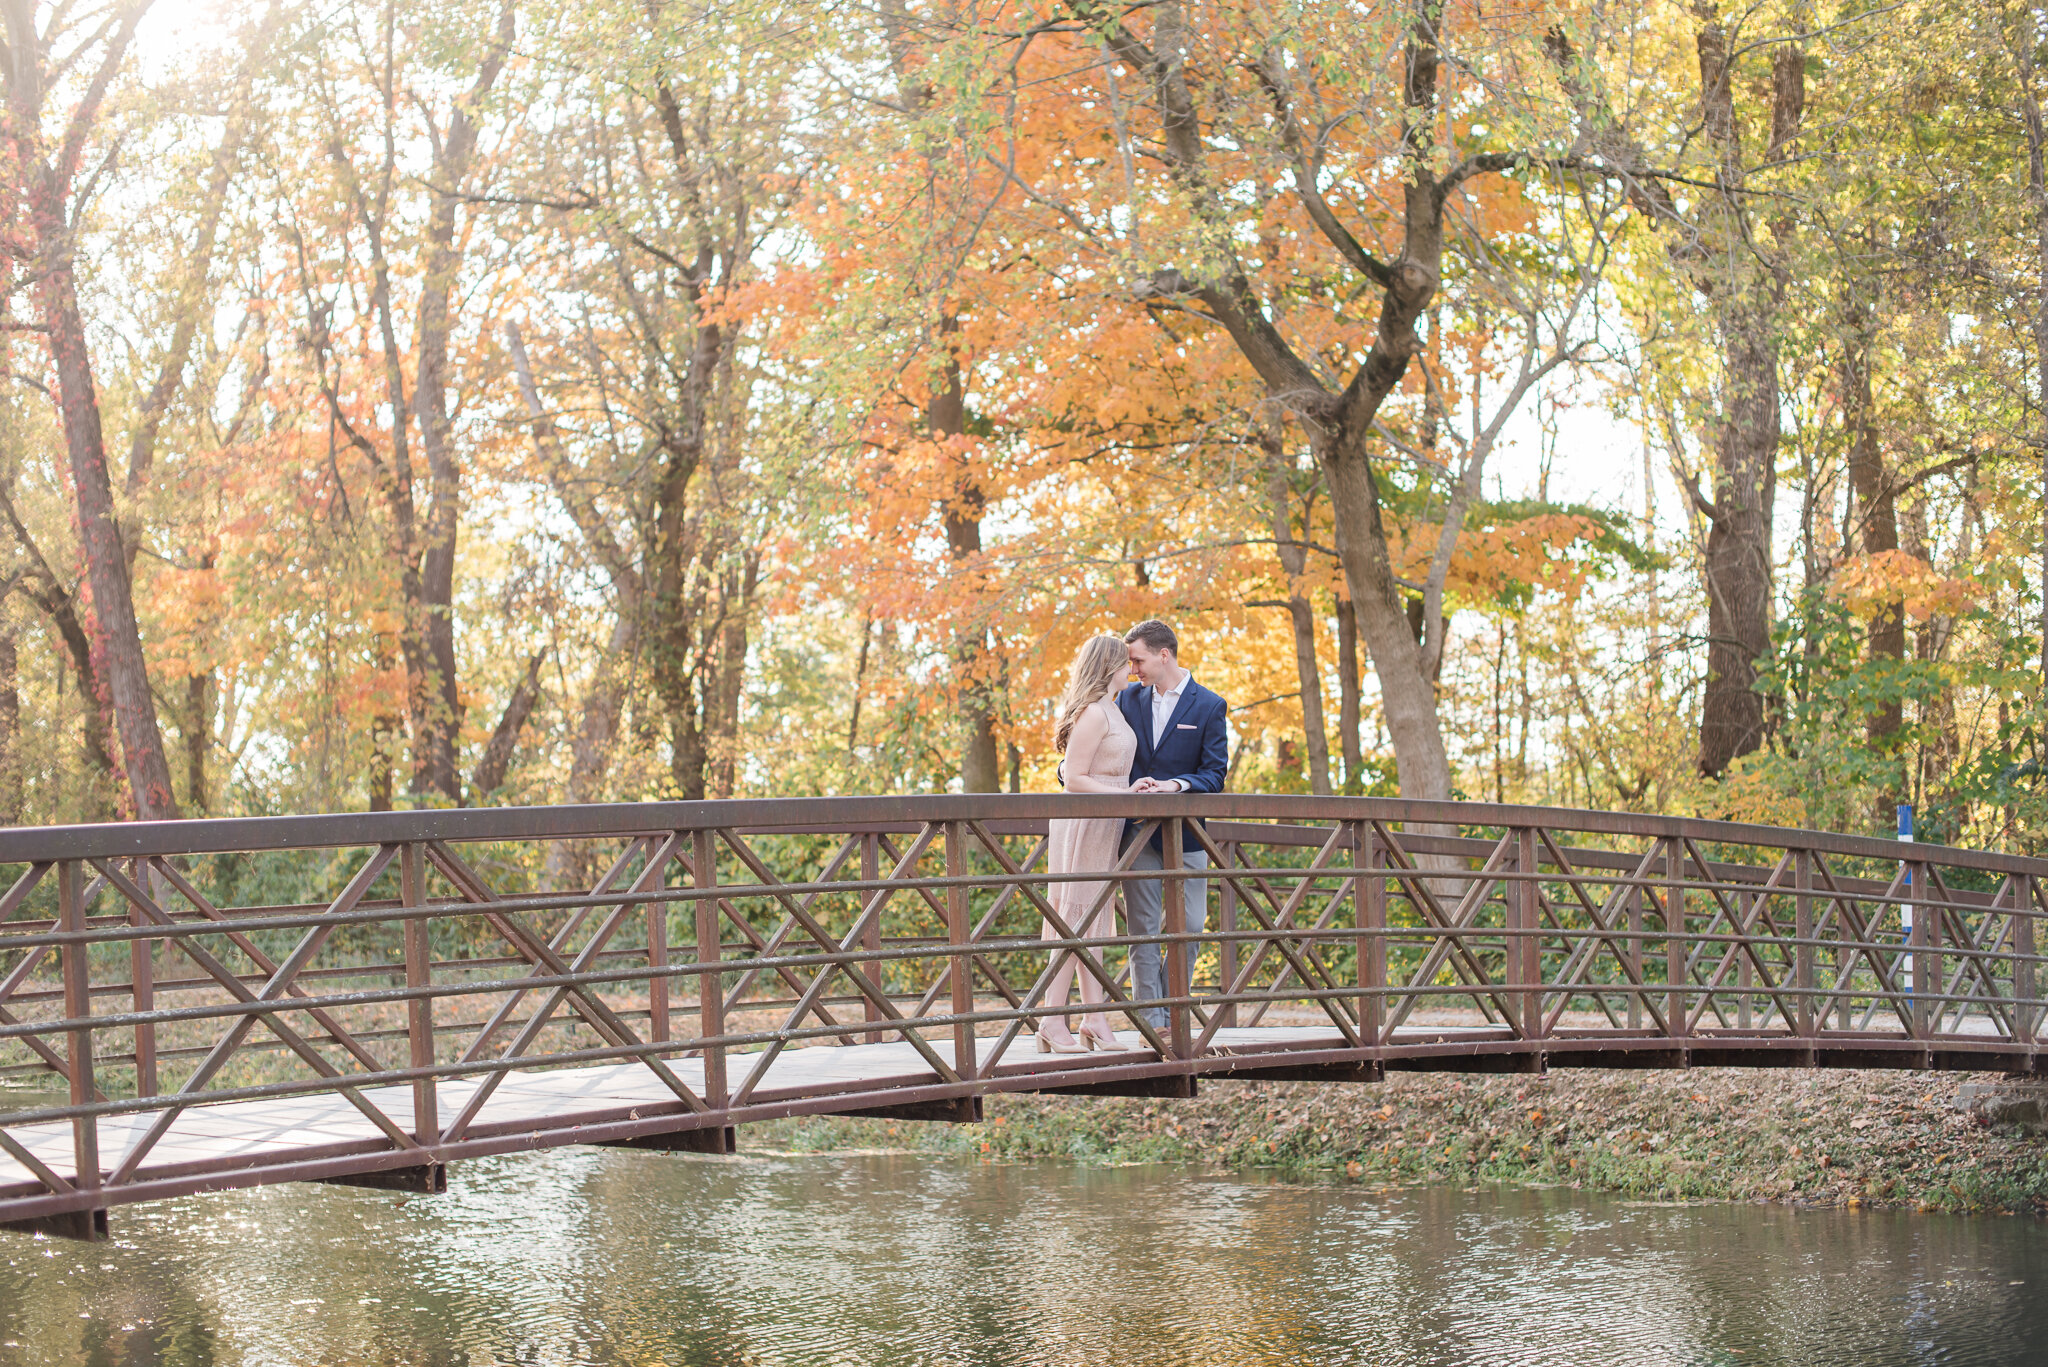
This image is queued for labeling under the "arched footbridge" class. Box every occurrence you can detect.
[0,796,2040,1240]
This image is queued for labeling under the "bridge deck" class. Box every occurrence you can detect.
[1,1018,2021,1197]
[0,1027,1364,1191]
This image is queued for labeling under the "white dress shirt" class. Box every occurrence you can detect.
[1150,670,1192,792]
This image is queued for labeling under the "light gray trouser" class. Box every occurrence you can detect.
[1121,839,1210,1029]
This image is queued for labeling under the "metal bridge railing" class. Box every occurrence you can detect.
[0,794,2041,1237]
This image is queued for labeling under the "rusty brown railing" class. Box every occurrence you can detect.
[0,794,2041,1239]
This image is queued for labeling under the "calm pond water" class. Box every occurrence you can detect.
[0,1145,2043,1366]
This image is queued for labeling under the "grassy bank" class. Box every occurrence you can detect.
[746,1068,2048,1216]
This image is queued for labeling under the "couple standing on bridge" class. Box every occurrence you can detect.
[1036,618,1229,1054]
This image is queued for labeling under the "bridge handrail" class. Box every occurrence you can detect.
[0,794,2038,877]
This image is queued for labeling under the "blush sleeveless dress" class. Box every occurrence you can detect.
[1047,698,1137,934]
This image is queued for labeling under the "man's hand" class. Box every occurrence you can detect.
[1130,777,1163,794]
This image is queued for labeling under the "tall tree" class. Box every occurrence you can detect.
[999,0,1611,800]
[1,0,181,817]
[1684,23,1805,777]
[880,0,1004,790]
[503,0,792,801]
[1554,10,1806,775]
[295,0,514,804]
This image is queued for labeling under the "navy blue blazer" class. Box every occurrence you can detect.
[1118,676,1229,852]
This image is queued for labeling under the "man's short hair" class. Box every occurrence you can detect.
[1124,619,1178,655]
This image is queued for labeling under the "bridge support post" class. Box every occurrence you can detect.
[1910,859,1930,1040]
[1216,841,1238,1031]
[2019,877,2039,1049]
[1512,828,1541,1040]
[647,840,670,1047]
[945,822,976,1080]
[600,1126,737,1154]
[402,844,439,1146]
[1795,850,1815,1039]
[1628,878,1644,1030]
[861,834,884,1043]
[1164,817,1191,1061]
[844,1095,982,1124]
[60,860,101,1230]
[1357,823,1383,1046]
[129,858,156,1099]
[3,863,115,1238]
[323,1164,448,1193]
[694,830,727,1108]
[1926,861,1944,1036]
[1665,839,1686,1040]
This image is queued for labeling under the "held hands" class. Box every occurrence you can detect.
[1130,777,1177,794]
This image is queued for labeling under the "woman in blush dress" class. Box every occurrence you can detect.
[1037,635,1138,1053]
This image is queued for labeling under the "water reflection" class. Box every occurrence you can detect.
[0,1146,2043,1366]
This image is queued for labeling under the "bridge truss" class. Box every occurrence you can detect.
[0,795,2039,1239]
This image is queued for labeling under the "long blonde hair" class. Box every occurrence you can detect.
[1054,635,1131,753]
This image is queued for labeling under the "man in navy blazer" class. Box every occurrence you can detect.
[1118,619,1229,1029]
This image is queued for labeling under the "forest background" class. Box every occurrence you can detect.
[0,0,2044,853]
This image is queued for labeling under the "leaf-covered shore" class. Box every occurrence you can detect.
[747,1069,2048,1217]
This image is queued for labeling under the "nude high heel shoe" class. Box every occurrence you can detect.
[1078,1020,1131,1051]
[1037,1023,1087,1054]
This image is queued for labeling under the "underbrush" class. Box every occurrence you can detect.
[748,1068,2048,1216]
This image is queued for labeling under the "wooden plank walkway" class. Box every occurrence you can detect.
[5,1011,2024,1198]
[0,1026,1371,1191]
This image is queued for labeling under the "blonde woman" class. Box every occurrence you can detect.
[1038,635,1138,1053]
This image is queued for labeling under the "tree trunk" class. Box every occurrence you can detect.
[309,33,454,809]
[1322,430,1453,801]
[1841,302,1902,746]
[1554,22,1801,778]
[871,15,1000,793]
[1,485,115,792]
[1691,29,1801,778]
[1696,290,1780,776]
[569,623,632,802]
[707,554,758,800]
[848,608,874,754]
[1,0,168,818]
[470,651,544,801]
[1335,599,1364,794]
[508,320,638,807]
[645,405,707,801]
[183,669,211,815]
[1264,458,1331,795]
[1643,440,1662,702]
[0,628,19,823]
[327,190,439,809]
[369,636,398,812]
[405,1,512,802]
[1903,502,1960,815]
[1286,600,1332,795]
[31,198,181,819]
[932,320,1000,792]
[2020,19,2048,700]
[369,708,397,813]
